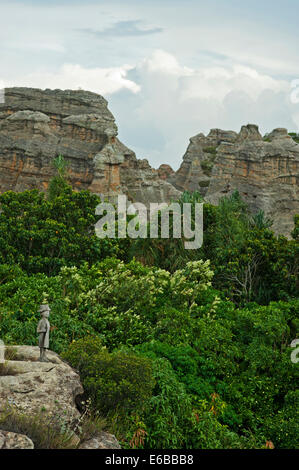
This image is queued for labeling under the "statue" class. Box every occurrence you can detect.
[37,304,51,362]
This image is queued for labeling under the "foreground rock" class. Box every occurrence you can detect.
[0,345,121,449]
[0,345,83,426]
[0,87,180,206]
[169,124,299,236]
[0,430,34,449]
[79,431,121,449]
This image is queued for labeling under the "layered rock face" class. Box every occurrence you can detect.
[0,88,298,236]
[0,87,180,205]
[168,128,237,195]
[169,124,299,236]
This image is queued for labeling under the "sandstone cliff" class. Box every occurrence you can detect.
[169,124,299,236]
[0,88,298,236]
[0,87,180,205]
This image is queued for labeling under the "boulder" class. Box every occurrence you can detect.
[79,431,121,449]
[0,345,83,426]
[0,345,121,449]
[0,430,34,449]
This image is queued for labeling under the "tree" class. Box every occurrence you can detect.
[128,191,203,272]
[48,155,70,201]
[0,187,120,275]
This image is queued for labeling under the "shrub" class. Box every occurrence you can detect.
[62,337,155,416]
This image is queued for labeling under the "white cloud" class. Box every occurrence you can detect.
[138,49,192,75]
[113,50,295,169]
[1,48,297,169]
[138,51,288,100]
[2,63,140,96]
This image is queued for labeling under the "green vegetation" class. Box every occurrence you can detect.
[289,132,299,144]
[0,405,106,449]
[201,147,217,176]
[0,157,298,449]
[203,146,217,155]
[198,180,210,188]
[130,190,298,305]
[200,159,214,176]
[0,187,120,275]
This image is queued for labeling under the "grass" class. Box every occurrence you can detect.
[203,146,217,155]
[0,405,106,449]
[0,347,19,376]
[4,346,17,359]
[77,414,106,442]
[198,180,210,188]
[201,147,217,177]
[0,407,78,449]
[200,159,214,176]
[0,362,18,376]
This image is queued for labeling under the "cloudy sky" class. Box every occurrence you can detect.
[1,0,299,169]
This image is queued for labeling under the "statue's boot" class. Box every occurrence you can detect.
[40,349,50,362]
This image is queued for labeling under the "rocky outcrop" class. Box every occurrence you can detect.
[0,346,83,425]
[0,430,34,449]
[0,345,121,449]
[157,164,175,181]
[0,87,180,205]
[168,128,237,196]
[169,124,299,236]
[0,88,298,235]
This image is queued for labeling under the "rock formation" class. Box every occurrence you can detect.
[0,345,83,425]
[157,164,175,181]
[168,128,237,196]
[0,87,180,205]
[0,345,120,449]
[0,87,298,236]
[0,430,34,449]
[79,432,121,449]
[169,124,299,236]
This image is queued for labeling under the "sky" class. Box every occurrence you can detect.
[1,0,299,169]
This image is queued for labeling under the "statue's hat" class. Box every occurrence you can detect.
[38,304,50,313]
